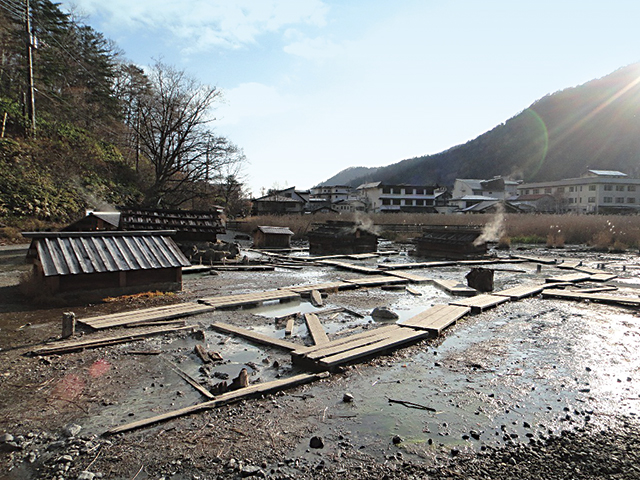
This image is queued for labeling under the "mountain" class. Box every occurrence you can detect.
[327,63,640,188]
[318,166,380,186]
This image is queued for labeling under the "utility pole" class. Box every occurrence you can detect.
[25,0,36,137]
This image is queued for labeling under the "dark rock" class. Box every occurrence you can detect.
[465,267,494,292]
[309,436,324,449]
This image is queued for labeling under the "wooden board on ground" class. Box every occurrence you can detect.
[385,270,431,283]
[316,328,431,371]
[557,261,582,270]
[211,265,275,271]
[285,318,295,336]
[285,281,355,294]
[303,313,329,345]
[198,290,300,309]
[182,265,213,274]
[406,286,422,296]
[510,255,557,265]
[430,279,477,297]
[210,322,300,351]
[493,284,547,300]
[541,290,640,307]
[80,303,215,330]
[545,273,592,284]
[587,273,618,282]
[573,286,618,294]
[399,304,471,334]
[31,325,194,356]
[343,276,408,288]
[449,294,510,314]
[378,261,456,270]
[104,372,330,435]
[347,253,380,260]
[319,260,381,275]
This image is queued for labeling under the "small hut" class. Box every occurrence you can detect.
[253,226,294,249]
[307,221,378,255]
[414,225,486,258]
[23,231,191,296]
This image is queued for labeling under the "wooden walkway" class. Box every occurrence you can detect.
[450,294,510,313]
[541,290,640,307]
[430,279,477,296]
[319,260,380,275]
[399,305,471,334]
[198,290,300,309]
[304,313,330,345]
[545,273,592,283]
[80,303,215,330]
[511,254,557,264]
[493,284,547,300]
[285,281,355,294]
[379,261,456,270]
[210,322,300,351]
[384,270,431,283]
[343,276,408,288]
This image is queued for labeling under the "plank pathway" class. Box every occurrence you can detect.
[80,303,214,330]
[493,284,547,300]
[450,294,511,314]
[541,290,640,307]
[319,260,381,275]
[399,305,471,334]
[545,273,593,284]
[198,290,300,309]
[285,281,355,294]
[384,270,431,283]
[430,279,477,296]
[303,313,330,345]
[209,322,300,351]
[343,276,409,288]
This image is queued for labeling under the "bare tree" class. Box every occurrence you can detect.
[134,61,243,207]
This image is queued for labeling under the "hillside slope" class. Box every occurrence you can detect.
[329,63,640,187]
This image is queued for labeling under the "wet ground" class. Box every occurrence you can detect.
[1,240,640,478]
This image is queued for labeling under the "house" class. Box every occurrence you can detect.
[516,170,640,214]
[23,231,190,296]
[251,187,310,215]
[309,185,354,204]
[459,200,523,214]
[356,182,449,213]
[414,225,487,258]
[253,226,294,249]
[307,221,378,254]
[511,194,559,213]
[63,208,226,242]
[451,177,520,210]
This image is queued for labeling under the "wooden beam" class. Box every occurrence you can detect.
[104,372,330,435]
[210,322,300,351]
[304,313,329,345]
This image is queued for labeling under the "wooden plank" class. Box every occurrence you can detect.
[449,294,510,313]
[379,261,456,270]
[586,273,618,282]
[319,260,380,275]
[293,325,400,358]
[510,254,557,264]
[310,290,323,307]
[199,290,300,309]
[182,265,213,274]
[210,322,300,351]
[385,270,431,283]
[493,284,546,300]
[399,304,471,334]
[285,281,355,294]
[406,286,422,296]
[573,286,618,294]
[31,325,194,356]
[347,253,379,260]
[430,279,477,297]
[80,303,214,330]
[317,329,431,370]
[303,313,329,345]
[541,290,640,307]
[164,359,215,399]
[285,318,295,336]
[545,273,592,284]
[557,261,582,270]
[211,265,275,271]
[105,372,330,435]
[344,276,408,288]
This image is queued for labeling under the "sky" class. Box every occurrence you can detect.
[59,0,640,197]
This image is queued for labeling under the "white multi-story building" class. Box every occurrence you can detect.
[517,170,640,214]
[451,177,520,210]
[356,182,449,213]
[309,185,353,204]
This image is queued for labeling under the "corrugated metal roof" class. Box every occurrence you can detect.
[257,226,294,235]
[23,232,190,277]
[119,208,225,234]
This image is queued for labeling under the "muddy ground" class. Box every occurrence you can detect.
[2,240,640,479]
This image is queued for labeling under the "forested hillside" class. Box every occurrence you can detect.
[0,0,246,231]
[324,63,640,188]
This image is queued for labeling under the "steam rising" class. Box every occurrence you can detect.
[473,202,505,245]
[352,212,380,235]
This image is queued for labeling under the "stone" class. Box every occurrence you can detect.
[465,268,494,292]
[309,436,324,449]
[240,465,264,478]
[0,433,14,443]
[371,307,399,320]
[343,393,354,403]
[63,423,82,438]
[77,472,96,480]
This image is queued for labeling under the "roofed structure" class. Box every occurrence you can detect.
[119,208,225,242]
[253,226,294,249]
[23,231,190,295]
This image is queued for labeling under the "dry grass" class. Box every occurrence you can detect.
[239,212,640,250]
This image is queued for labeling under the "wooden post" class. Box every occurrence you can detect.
[536,264,542,273]
[62,312,75,339]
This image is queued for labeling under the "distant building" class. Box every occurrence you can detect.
[307,221,378,254]
[309,185,353,204]
[251,187,310,215]
[356,182,449,213]
[517,170,640,214]
[451,177,520,210]
[23,231,190,296]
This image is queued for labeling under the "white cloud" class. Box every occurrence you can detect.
[283,34,343,60]
[215,82,300,126]
[64,0,329,53]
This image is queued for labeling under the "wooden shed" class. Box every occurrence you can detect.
[414,225,487,258]
[253,226,294,249]
[307,221,378,255]
[23,231,191,296]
